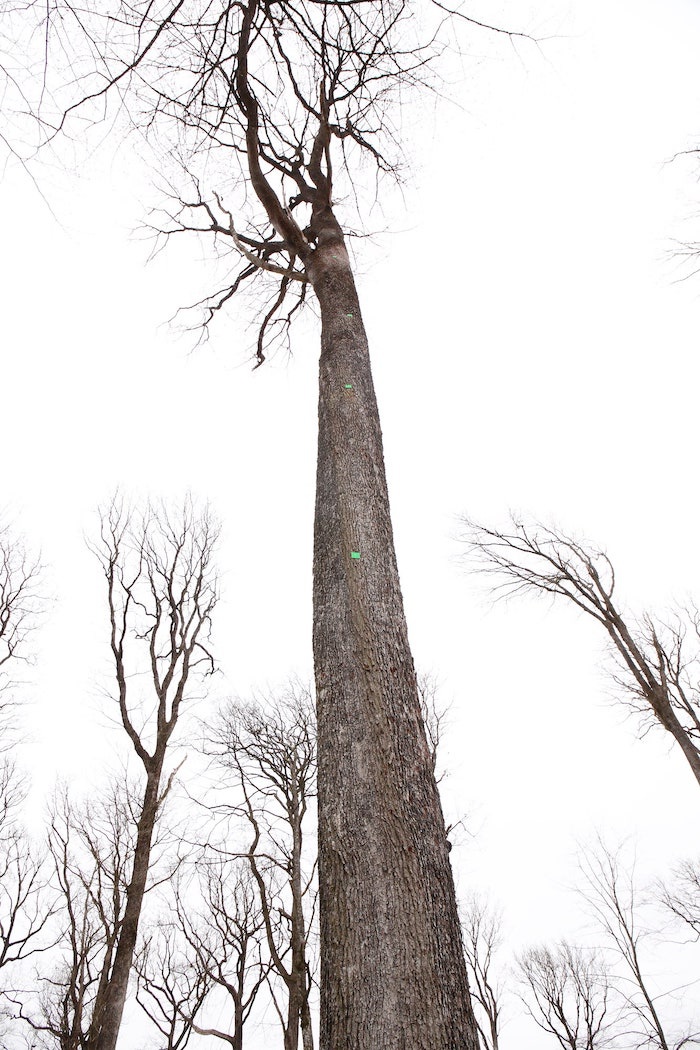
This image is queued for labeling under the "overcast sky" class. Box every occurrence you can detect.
[2,0,700,1044]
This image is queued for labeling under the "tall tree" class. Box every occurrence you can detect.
[86,499,219,1050]
[38,4,484,1047]
[466,517,700,790]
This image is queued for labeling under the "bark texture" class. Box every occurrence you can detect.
[309,228,479,1050]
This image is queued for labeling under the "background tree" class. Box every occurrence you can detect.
[0,526,50,1037]
[417,672,452,785]
[135,919,212,1050]
[136,859,268,1050]
[579,840,697,1050]
[0,521,41,745]
[204,685,317,1050]
[461,896,505,1050]
[659,859,700,940]
[35,3,486,1044]
[82,499,219,1050]
[0,766,55,1041]
[518,942,613,1050]
[466,517,700,790]
[23,784,136,1050]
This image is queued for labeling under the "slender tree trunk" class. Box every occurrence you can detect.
[93,767,162,1050]
[234,1002,243,1050]
[309,223,480,1050]
[285,999,300,1050]
[604,617,700,789]
[300,992,314,1050]
[288,810,309,1050]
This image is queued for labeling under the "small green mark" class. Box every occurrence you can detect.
[344,383,353,389]
[350,551,361,560]
[346,312,354,318]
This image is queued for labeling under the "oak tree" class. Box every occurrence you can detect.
[35,3,488,1045]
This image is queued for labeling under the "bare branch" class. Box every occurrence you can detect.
[0,520,42,745]
[464,515,700,791]
[659,859,700,941]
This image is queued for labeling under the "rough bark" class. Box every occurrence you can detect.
[309,226,479,1050]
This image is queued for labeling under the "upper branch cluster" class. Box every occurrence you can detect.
[91,498,219,768]
[38,0,440,361]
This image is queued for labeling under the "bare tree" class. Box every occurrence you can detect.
[461,896,505,1050]
[0,521,41,745]
[80,498,219,1050]
[137,859,269,1050]
[135,920,212,1050]
[23,784,135,1050]
[205,684,317,1050]
[579,841,698,1050]
[0,764,56,1040]
[33,2,490,1043]
[0,526,49,1039]
[518,941,613,1050]
[466,516,700,790]
[659,859,700,940]
[417,673,452,784]
[0,780,52,972]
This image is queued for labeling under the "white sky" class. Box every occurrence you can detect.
[2,0,700,1045]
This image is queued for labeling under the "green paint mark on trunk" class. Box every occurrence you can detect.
[350,551,361,560]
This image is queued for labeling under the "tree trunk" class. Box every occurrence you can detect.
[93,768,162,1050]
[300,992,314,1050]
[309,225,480,1050]
[233,1001,244,1050]
[288,809,310,1050]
